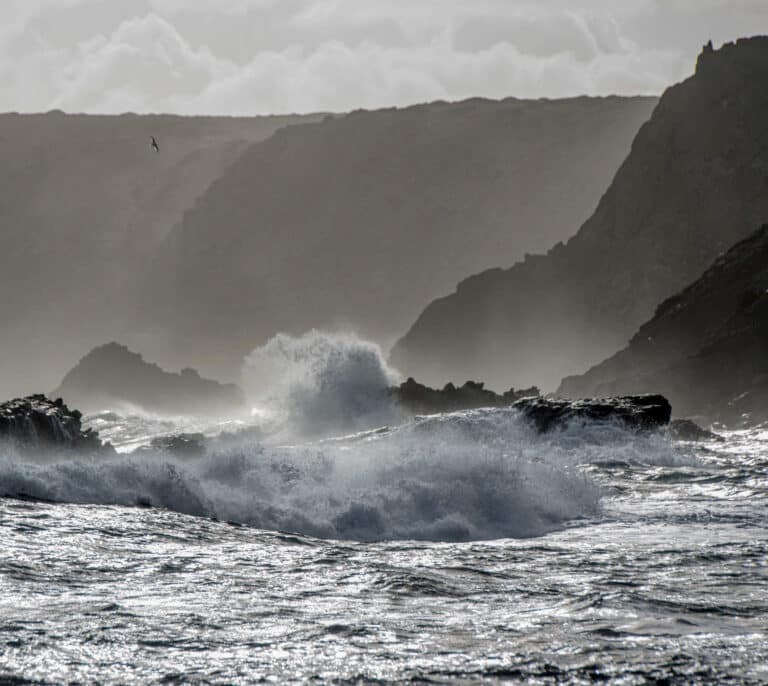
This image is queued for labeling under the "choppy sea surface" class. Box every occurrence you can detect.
[1,406,766,685]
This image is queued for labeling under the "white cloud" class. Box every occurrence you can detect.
[0,0,765,114]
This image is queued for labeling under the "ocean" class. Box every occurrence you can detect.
[1,408,766,684]
[0,334,766,684]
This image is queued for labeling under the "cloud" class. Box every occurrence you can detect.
[0,0,765,114]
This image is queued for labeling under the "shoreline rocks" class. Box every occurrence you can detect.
[391,378,671,432]
[514,395,672,433]
[0,395,114,456]
[391,377,540,415]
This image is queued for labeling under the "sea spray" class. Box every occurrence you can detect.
[0,407,691,542]
[242,331,401,438]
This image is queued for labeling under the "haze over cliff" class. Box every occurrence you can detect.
[391,37,768,391]
[559,224,768,425]
[0,111,320,398]
[139,96,656,382]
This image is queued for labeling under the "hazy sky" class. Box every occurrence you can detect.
[2,0,766,115]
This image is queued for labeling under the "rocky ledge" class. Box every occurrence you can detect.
[514,394,672,433]
[0,395,114,456]
[391,378,671,433]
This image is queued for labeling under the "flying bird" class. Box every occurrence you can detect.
[150,136,160,153]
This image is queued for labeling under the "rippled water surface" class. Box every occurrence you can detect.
[1,416,767,684]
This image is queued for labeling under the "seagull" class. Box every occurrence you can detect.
[150,136,160,153]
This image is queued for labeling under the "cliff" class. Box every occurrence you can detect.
[391,37,768,391]
[139,95,656,381]
[53,343,247,416]
[559,225,768,426]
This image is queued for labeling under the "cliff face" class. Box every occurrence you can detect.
[558,225,768,425]
[0,111,319,399]
[391,38,768,391]
[54,343,246,416]
[140,95,656,381]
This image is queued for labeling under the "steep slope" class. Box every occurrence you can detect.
[391,37,768,391]
[558,225,768,425]
[0,111,320,398]
[141,96,657,381]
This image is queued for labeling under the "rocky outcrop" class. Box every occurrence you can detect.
[392,377,539,415]
[140,95,656,382]
[389,378,669,432]
[558,224,768,426]
[513,395,671,433]
[391,38,768,392]
[54,343,247,417]
[0,395,113,455]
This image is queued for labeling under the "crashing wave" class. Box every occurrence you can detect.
[0,405,691,542]
[242,331,401,438]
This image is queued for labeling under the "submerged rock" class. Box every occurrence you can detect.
[0,395,114,455]
[513,395,672,433]
[135,433,207,458]
[666,419,723,442]
[391,377,540,415]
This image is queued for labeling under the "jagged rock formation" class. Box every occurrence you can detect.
[391,38,768,392]
[514,395,671,433]
[0,110,321,399]
[0,395,113,456]
[53,343,247,416]
[558,225,768,426]
[392,377,539,415]
[140,96,656,381]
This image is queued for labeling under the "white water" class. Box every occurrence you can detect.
[242,331,400,438]
[0,409,694,543]
[0,332,697,543]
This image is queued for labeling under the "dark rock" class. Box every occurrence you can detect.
[514,395,672,433]
[0,394,114,456]
[666,419,723,442]
[391,377,540,415]
[53,343,247,417]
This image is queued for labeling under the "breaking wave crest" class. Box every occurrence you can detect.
[0,407,689,542]
[242,331,400,438]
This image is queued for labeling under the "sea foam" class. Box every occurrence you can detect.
[0,403,691,542]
